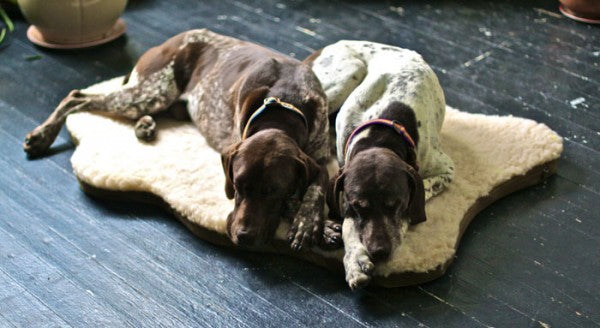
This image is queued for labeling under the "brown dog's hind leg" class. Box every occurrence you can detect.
[24,62,181,157]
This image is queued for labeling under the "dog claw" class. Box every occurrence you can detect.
[347,272,371,290]
[359,259,374,275]
[322,219,343,249]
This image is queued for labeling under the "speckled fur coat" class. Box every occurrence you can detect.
[309,40,454,199]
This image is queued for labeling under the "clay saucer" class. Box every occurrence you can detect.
[559,4,600,24]
[27,18,127,49]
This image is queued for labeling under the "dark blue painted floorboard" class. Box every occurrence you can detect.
[0,223,131,327]
[0,270,72,328]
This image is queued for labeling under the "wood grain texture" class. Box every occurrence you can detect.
[0,0,598,326]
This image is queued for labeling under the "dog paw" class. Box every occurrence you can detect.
[322,219,343,249]
[134,115,157,141]
[23,127,55,157]
[287,218,311,252]
[344,247,374,290]
[287,206,323,251]
[287,211,319,251]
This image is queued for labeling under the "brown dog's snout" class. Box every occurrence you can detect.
[226,199,279,247]
[227,211,258,246]
[234,228,256,246]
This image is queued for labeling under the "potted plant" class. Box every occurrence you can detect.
[17,0,128,48]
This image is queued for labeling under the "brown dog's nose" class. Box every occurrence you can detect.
[367,244,391,263]
[235,229,255,246]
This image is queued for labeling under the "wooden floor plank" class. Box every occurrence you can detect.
[436,69,600,151]
[0,269,72,328]
[0,171,201,327]
[0,223,132,327]
[364,2,600,78]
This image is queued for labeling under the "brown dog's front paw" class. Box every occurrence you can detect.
[322,219,343,249]
[287,218,312,251]
[287,209,321,251]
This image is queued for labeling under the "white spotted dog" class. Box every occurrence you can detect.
[24,29,344,252]
[305,41,454,289]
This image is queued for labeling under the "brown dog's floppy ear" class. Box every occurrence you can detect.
[403,163,426,225]
[239,86,270,133]
[295,150,321,191]
[221,142,241,199]
[327,168,345,221]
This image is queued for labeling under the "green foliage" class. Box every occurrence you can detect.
[0,4,14,47]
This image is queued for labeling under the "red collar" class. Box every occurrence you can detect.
[344,118,417,165]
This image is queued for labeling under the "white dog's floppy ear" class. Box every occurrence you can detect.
[402,163,426,225]
[221,142,241,199]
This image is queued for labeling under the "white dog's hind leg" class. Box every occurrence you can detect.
[423,155,455,200]
[343,218,374,290]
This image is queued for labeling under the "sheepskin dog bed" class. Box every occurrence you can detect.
[64,74,563,287]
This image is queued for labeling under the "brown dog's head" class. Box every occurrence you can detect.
[332,148,426,262]
[221,130,319,247]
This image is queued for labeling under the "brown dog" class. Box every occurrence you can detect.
[24,29,341,251]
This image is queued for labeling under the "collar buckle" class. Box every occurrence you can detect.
[241,97,308,140]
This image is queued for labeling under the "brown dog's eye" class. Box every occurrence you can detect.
[384,199,397,209]
[261,186,280,197]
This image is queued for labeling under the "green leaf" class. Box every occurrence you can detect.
[0,27,6,46]
[24,54,43,61]
[0,5,14,32]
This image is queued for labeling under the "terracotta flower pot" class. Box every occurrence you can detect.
[559,0,600,24]
[18,0,128,48]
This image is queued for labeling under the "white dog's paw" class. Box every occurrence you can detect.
[344,247,374,290]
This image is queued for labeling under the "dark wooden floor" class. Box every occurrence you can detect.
[1,0,598,327]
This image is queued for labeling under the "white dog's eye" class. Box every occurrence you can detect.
[357,199,369,208]
[349,199,369,210]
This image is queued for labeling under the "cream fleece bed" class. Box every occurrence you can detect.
[65,76,562,287]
